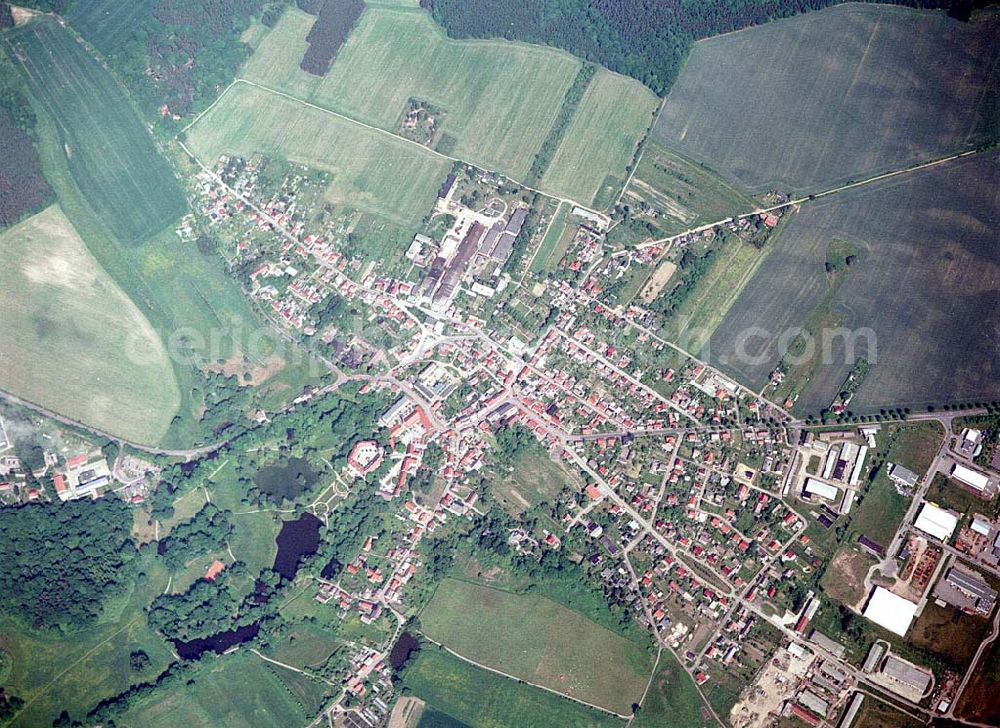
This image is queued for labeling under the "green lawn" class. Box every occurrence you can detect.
[402,649,624,728]
[0,553,174,728]
[186,82,449,227]
[3,19,186,243]
[419,579,652,714]
[529,202,569,273]
[0,205,179,443]
[117,651,318,728]
[244,6,580,181]
[541,69,658,208]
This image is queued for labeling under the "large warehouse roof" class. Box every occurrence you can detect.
[952,463,989,491]
[863,587,917,636]
[914,502,959,541]
[804,477,839,501]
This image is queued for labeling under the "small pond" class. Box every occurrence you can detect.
[272,512,322,580]
[253,456,317,504]
[173,622,260,660]
[388,631,420,671]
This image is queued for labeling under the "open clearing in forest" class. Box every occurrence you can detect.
[419,579,652,715]
[654,4,1000,194]
[0,206,179,443]
[705,151,1000,414]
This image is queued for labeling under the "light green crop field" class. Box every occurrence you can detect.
[117,652,316,728]
[0,553,174,728]
[402,649,623,728]
[3,19,187,243]
[654,4,1000,193]
[244,6,580,180]
[0,206,179,442]
[632,658,713,728]
[187,82,448,226]
[420,579,652,714]
[541,69,658,208]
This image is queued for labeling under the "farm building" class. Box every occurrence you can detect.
[951,463,989,492]
[803,478,839,501]
[880,655,932,696]
[862,587,917,636]
[888,463,919,490]
[913,502,959,541]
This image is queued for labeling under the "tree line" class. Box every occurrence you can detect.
[420,0,987,96]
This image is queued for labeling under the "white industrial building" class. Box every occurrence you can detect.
[863,587,917,636]
[804,477,839,501]
[914,502,959,541]
[952,463,989,492]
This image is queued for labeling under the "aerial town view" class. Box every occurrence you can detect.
[0,0,997,726]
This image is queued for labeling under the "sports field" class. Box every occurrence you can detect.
[3,19,187,243]
[706,150,1000,414]
[117,652,320,728]
[540,69,658,208]
[654,4,1000,193]
[0,206,179,442]
[186,82,448,226]
[625,142,758,235]
[401,649,623,728]
[419,579,652,714]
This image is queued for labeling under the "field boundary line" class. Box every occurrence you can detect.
[416,631,633,720]
[183,78,609,220]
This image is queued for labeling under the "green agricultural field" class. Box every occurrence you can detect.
[654,4,1000,193]
[419,579,652,714]
[0,553,174,728]
[625,142,758,235]
[529,202,569,273]
[65,0,156,54]
[631,658,713,728]
[3,19,187,243]
[402,649,623,728]
[244,6,580,180]
[186,82,448,227]
[540,69,658,208]
[0,206,179,442]
[116,651,318,728]
[706,151,1000,414]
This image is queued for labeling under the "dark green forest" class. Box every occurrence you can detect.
[0,499,135,630]
[420,0,986,95]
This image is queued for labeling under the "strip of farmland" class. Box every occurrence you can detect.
[2,18,187,243]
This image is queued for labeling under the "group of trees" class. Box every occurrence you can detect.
[0,499,136,630]
[157,503,233,571]
[0,80,53,227]
[527,63,596,183]
[299,0,365,76]
[421,0,986,96]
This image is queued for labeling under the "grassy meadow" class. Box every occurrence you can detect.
[654,4,1000,193]
[402,649,623,728]
[187,82,449,227]
[0,553,174,728]
[625,142,758,235]
[419,579,652,714]
[3,19,186,243]
[0,206,179,442]
[540,69,658,208]
[706,150,1000,414]
[116,651,323,728]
